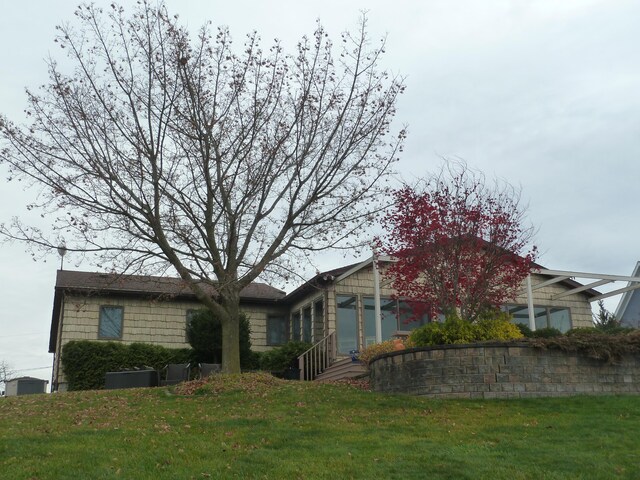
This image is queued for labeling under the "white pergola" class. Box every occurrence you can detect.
[368,254,640,338]
[524,269,640,330]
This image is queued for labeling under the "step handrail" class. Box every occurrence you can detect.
[297,331,337,381]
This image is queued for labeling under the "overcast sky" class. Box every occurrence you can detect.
[1,0,639,386]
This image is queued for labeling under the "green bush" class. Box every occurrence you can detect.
[566,327,599,336]
[529,327,563,338]
[515,323,533,337]
[61,340,192,391]
[259,341,312,372]
[186,309,254,369]
[410,313,523,347]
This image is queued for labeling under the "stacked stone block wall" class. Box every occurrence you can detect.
[369,343,640,399]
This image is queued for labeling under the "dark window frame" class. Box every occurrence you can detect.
[266,314,289,346]
[98,305,124,340]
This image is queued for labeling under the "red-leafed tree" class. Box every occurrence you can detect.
[381,162,537,321]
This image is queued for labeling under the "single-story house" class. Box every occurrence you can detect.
[49,258,599,391]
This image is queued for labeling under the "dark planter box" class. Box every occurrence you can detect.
[105,369,158,389]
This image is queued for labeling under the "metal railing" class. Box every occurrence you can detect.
[297,331,337,381]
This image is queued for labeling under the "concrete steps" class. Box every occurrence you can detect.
[315,357,368,382]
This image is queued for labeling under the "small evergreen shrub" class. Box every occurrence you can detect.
[529,327,563,338]
[515,323,533,337]
[566,327,599,336]
[259,341,312,372]
[62,340,192,391]
[186,309,254,369]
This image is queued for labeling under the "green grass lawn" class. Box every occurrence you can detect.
[1,373,638,479]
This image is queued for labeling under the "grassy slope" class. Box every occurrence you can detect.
[0,374,638,480]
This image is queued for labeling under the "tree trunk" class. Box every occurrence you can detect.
[219,292,242,374]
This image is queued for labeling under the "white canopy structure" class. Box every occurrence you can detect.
[524,268,640,330]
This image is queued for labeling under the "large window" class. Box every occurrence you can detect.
[363,298,399,346]
[302,306,312,343]
[505,305,572,333]
[267,315,288,345]
[291,312,301,342]
[363,298,430,345]
[99,306,123,339]
[314,300,324,338]
[336,295,358,354]
[397,301,430,331]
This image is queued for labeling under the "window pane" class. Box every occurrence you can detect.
[336,295,357,354]
[534,307,548,330]
[505,305,530,326]
[381,298,398,339]
[302,307,312,343]
[398,301,430,331]
[314,300,324,339]
[363,297,398,344]
[549,307,571,333]
[99,306,123,339]
[292,312,301,342]
[267,315,287,345]
[362,297,376,347]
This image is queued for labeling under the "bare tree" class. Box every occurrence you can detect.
[0,360,15,394]
[0,2,404,372]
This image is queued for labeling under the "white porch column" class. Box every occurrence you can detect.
[526,274,536,331]
[372,251,382,343]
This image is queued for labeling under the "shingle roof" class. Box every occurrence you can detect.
[55,270,286,301]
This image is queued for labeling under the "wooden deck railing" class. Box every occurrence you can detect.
[297,331,337,381]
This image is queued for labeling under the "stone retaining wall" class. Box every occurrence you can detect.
[369,343,640,399]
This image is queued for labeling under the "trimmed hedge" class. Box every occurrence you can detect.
[259,341,312,372]
[62,340,192,391]
[410,314,523,347]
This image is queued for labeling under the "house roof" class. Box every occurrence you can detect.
[54,270,286,300]
[49,270,287,353]
[614,261,640,320]
[282,261,362,304]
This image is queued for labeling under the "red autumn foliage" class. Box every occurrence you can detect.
[380,163,537,321]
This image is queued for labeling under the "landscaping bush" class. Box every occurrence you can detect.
[186,309,254,369]
[528,329,640,363]
[566,327,599,336]
[62,340,192,391]
[358,338,412,366]
[515,323,533,337]
[259,341,312,373]
[410,313,523,347]
[528,327,563,338]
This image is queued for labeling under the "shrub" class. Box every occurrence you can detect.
[515,323,533,337]
[528,329,640,363]
[259,341,312,372]
[529,327,563,338]
[410,313,523,347]
[186,309,254,369]
[61,340,192,391]
[358,340,400,366]
[566,327,599,336]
